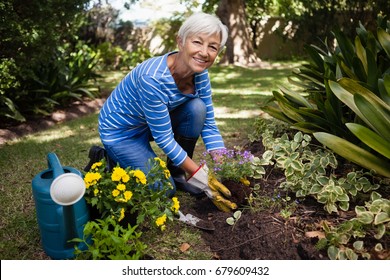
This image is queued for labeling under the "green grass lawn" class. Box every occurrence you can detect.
[0,61,303,259]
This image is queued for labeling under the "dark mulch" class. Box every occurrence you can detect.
[182,178,328,260]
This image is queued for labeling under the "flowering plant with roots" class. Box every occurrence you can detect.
[84,157,180,231]
[201,148,255,186]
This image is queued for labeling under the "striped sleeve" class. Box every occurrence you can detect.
[197,71,225,151]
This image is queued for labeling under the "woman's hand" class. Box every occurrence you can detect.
[186,164,237,212]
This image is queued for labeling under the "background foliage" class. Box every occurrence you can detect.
[1,0,389,124]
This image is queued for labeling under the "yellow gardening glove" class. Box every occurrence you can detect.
[208,173,237,212]
[187,164,237,212]
[240,177,250,187]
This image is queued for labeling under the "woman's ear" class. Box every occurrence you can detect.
[177,36,183,51]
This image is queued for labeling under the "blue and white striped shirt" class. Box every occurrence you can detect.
[98,52,224,167]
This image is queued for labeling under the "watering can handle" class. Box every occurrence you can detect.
[47,153,64,178]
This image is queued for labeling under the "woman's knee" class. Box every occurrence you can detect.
[186,98,206,119]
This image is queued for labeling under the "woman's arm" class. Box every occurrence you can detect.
[179,156,199,176]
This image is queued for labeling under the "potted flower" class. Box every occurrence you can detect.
[201,148,256,205]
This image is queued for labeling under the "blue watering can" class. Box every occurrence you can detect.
[31,153,89,259]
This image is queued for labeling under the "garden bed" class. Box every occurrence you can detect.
[180,140,389,260]
[180,174,327,260]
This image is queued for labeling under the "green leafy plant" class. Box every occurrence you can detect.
[84,157,180,230]
[226,210,242,226]
[355,191,390,240]
[319,191,389,260]
[255,125,384,214]
[314,77,390,178]
[2,41,101,121]
[262,17,390,178]
[97,42,152,70]
[72,216,147,260]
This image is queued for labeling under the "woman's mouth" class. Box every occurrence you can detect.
[193,57,207,64]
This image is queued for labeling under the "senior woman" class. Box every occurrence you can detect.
[94,12,236,212]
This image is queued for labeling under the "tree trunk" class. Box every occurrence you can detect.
[216,0,261,66]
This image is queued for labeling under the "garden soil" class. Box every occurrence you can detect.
[180,141,329,260]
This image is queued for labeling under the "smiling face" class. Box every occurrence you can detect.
[177,32,221,73]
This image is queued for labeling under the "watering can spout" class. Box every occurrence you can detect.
[47,152,64,179]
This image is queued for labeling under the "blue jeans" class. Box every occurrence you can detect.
[103,98,207,196]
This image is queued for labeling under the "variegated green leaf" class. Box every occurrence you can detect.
[357,212,374,224]
[353,240,364,250]
[374,212,390,225]
[279,86,314,109]
[366,48,378,89]
[313,132,390,178]
[261,105,293,124]
[377,27,390,57]
[355,36,367,74]
[374,224,386,239]
[346,123,390,159]
[378,75,390,104]
[328,80,370,125]
[339,201,349,211]
[291,122,324,134]
[354,93,390,140]
[327,246,339,260]
[342,79,390,116]
[277,101,306,123]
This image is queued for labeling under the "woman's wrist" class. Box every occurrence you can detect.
[180,156,200,176]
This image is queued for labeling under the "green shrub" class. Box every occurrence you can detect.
[76,157,181,259]
[72,217,147,260]
[97,42,152,70]
[262,16,390,178]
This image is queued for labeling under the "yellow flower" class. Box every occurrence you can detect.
[112,189,120,197]
[84,172,102,188]
[155,157,167,169]
[117,183,126,191]
[118,208,125,222]
[124,190,133,202]
[122,173,130,183]
[131,170,147,185]
[155,213,167,228]
[171,197,180,213]
[93,188,99,196]
[91,162,103,170]
[164,169,171,179]
[111,167,127,182]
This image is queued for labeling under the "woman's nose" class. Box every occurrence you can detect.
[198,44,208,56]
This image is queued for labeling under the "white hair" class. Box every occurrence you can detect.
[178,12,228,52]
